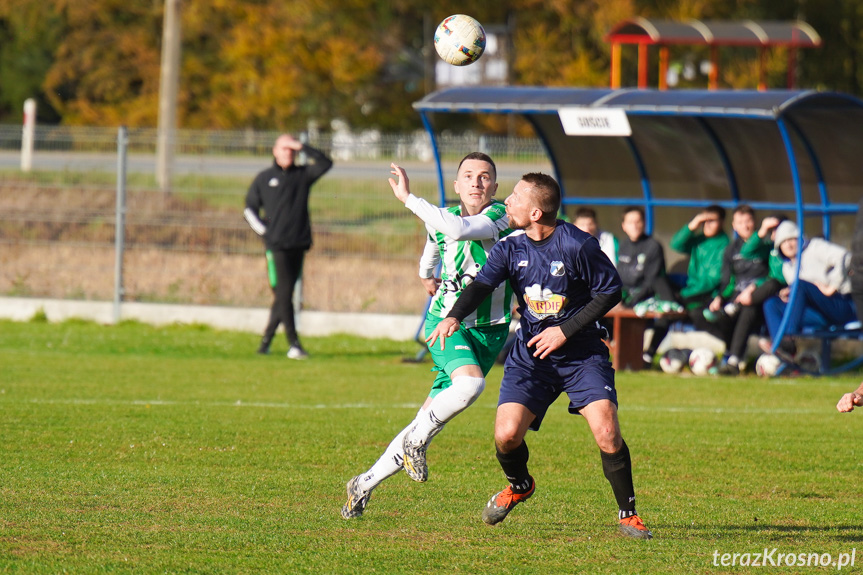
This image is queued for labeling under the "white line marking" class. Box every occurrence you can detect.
[2,398,424,410]
[0,397,835,415]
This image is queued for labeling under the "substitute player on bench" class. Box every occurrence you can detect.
[427,172,652,539]
[342,152,514,519]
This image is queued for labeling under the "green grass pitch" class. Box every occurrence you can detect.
[1,318,862,573]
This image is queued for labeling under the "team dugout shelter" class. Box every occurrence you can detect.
[413,87,863,362]
[604,19,822,91]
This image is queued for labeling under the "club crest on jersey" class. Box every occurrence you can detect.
[550,261,565,276]
[524,283,567,320]
[268,177,279,187]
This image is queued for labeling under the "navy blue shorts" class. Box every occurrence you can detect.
[499,337,617,431]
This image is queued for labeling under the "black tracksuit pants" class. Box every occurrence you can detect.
[264,247,306,346]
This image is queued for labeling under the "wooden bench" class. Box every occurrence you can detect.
[603,304,687,371]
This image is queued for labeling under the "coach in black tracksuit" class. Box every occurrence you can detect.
[244,134,333,358]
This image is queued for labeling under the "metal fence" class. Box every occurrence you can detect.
[0,125,549,316]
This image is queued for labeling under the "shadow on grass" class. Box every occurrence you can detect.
[675,523,863,542]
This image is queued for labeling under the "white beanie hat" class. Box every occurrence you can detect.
[774,220,799,249]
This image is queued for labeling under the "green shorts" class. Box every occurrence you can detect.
[424,314,510,398]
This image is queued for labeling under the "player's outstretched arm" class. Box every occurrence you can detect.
[390,163,504,240]
[388,163,412,204]
[837,382,863,412]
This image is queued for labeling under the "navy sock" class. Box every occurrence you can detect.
[496,441,532,493]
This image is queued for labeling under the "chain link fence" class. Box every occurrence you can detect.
[0,125,548,316]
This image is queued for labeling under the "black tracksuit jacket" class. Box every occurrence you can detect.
[244,145,333,250]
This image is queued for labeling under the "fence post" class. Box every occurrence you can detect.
[21,98,36,172]
[114,126,129,324]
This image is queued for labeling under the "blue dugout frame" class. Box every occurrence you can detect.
[415,87,862,360]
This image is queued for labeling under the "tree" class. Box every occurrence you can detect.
[3,0,863,129]
[0,0,63,122]
[44,0,162,126]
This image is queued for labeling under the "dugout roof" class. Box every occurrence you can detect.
[603,19,821,90]
[606,19,821,47]
[414,86,863,237]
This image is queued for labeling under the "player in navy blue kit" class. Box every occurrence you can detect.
[427,173,652,539]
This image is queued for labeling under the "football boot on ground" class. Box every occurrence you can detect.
[757,338,796,364]
[619,514,653,539]
[481,478,535,525]
[402,434,428,482]
[341,476,371,519]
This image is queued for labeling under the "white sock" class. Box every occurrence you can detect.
[357,408,426,493]
[405,375,485,447]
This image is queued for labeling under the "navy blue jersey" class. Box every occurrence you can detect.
[476,221,622,345]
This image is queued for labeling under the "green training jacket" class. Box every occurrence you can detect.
[670,224,729,303]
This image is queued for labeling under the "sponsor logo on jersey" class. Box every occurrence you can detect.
[518,260,528,267]
[550,261,565,276]
[440,269,477,294]
[268,177,279,187]
[454,345,471,350]
[524,283,567,319]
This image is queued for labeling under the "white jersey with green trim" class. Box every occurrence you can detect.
[424,201,513,328]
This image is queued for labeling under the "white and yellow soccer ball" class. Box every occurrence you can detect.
[755,353,783,377]
[688,347,716,376]
[434,14,486,66]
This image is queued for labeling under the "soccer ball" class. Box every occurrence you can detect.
[434,14,486,66]
[755,353,782,377]
[659,349,685,374]
[688,347,716,375]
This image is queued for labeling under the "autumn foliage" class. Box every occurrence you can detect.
[1,0,862,131]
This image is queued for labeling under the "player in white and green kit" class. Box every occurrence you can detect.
[342,152,513,519]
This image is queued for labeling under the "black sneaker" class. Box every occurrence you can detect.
[257,336,272,354]
[718,362,740,376]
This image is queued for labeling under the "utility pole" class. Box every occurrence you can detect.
[156,0,181,193]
